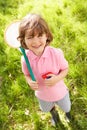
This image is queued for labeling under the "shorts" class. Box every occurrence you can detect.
[38,92,71,113]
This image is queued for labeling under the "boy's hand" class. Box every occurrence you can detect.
[28,79,39,90]
[44,68,68,87]
[25,75,38,90]
[44,74,59,87]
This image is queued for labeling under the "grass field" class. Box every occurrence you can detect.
[0,0,87,129]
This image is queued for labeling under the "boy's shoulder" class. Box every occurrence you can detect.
[49,46,63,54]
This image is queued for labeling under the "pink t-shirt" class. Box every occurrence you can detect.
[21,46,68,101]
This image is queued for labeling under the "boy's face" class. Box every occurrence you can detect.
[24,33,47,56]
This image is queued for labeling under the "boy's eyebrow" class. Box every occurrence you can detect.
[26,35,33,37]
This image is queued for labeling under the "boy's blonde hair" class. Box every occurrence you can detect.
[17,14,53,49]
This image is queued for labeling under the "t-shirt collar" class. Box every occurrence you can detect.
[28,46,50,60]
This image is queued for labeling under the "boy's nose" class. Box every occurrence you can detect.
[34,36,39,41]
[33,37,39,43]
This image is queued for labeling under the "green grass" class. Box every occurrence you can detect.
[0,0,87,129]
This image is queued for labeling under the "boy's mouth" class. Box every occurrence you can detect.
[32,45,41,48]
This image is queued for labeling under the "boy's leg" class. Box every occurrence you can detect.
[56,92,71,121]
[38,98,54,112]
[66,112,71,120]
[50,106,60,126]
[37,98,59,126]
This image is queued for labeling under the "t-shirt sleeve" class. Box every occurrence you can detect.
[21,56,30,76]
[55,49,68,70]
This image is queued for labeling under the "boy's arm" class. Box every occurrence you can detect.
[25,75,39,90]
[44,68,68,87]
[56,68,68,82]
